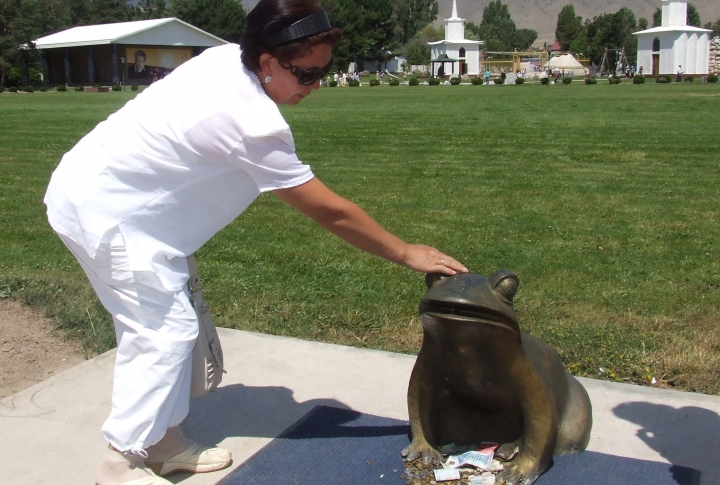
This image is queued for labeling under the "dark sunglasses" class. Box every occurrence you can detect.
[278,57,334,85]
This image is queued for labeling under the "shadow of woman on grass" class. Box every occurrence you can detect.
[614,401,720,484]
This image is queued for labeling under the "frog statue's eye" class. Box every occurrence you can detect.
[425,272,449,289]
[488,269,519,304]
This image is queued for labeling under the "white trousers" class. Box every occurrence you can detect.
[60,230,198,453]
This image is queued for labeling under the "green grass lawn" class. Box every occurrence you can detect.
[1,81,719,394]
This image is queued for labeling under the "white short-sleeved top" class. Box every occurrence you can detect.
[44,44,314,291]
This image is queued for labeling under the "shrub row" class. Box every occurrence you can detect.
[409,77,419,86]
[515,77,525,84]
[632,75,646,84]
[585,77,597,85]
[708,74,719,83]
[388,79,400,86]
[2,84,141,93]
[656,75,672,83]
[562,77,572,84]
[428,77,440,85]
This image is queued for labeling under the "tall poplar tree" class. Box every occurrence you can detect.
[555,5,583,51]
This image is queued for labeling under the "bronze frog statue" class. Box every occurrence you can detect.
[402,270,592,485]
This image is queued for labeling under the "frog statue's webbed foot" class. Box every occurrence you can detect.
[401,438,444,467]
[495,455,545,485]
[494,441,547,485]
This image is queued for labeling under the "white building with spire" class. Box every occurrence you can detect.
[633,0,711,75]
[428,0,483,77]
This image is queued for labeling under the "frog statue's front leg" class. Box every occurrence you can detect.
[496,371,558,485]
[401,361,444,467]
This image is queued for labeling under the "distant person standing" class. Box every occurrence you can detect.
[484,69,490,84]
[676,65,683,82]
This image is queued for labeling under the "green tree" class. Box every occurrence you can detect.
[514,28,536,50]
[391,0,438,47]
[584,7,638,65]
[88,0,129,24]
[320,0,401,70]
[0,0,73,87]
[568,23,589,55]
[402,23,443,66]
[128,0,167,20]
[705,16,720,37]
[169,0,246,42]
[638,17,648,30]
[652,7,661,27]
[465,20,480,40]
[555,4,583,51]
[477,0,516,51]
[322,0,438,69]
[70,0,92,25]
[687,4,701,27]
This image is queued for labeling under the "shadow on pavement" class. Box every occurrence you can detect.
[614,401,720,482]
[181,383,349,445]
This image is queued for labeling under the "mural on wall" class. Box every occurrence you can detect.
[126,47,192,81]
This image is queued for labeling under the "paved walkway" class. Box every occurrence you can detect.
[1,328,719,485]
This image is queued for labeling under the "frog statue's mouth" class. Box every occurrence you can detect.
[419,299,519,334]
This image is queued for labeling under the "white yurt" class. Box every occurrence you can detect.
[543,54,588,76]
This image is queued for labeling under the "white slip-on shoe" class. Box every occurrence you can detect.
[146,442,232,476]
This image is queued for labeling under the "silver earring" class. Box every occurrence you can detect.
[265,75,272,83]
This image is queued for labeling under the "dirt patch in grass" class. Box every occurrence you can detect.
[647,314,720,394]
[0,298,86,398]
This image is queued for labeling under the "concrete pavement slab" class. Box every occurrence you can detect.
[1,328,719,485]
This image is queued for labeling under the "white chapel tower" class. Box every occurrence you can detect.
[428,0,483,77]
[633,0,711,75]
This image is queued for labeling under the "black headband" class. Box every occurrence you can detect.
[264,11,332,47]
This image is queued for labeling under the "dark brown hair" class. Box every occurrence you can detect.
[240,0,342,72]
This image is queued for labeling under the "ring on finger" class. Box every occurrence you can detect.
[441,259,445,265]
